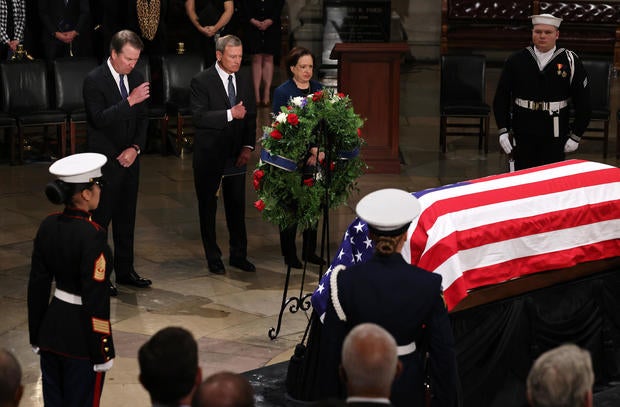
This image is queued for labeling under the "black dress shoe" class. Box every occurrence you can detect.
[116,270,152,287]
[109,282,118,297]
[285,256,303,269]
[208,259,226,275]
[229,257,256,272]
[303,253,326,266]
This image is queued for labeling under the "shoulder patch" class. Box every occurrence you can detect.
[93,253,106,282]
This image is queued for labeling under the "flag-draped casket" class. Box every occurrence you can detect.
[312,159,620,316]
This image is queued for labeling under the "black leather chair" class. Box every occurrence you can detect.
[1,59,67,165]
[161,53,205,155]
[53,57,98,155]
[439,54,490,154]
[578,60,611,158]
[134,55,168,154]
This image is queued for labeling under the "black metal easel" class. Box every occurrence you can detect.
[268,120,333,340]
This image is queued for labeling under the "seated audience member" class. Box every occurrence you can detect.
[0,348,23,407]
[527,343,594,407]
[192,371,254,407]
[139,327,202,406]
[340,323,401,405]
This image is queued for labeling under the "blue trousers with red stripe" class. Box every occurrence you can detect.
[40,351,105,407]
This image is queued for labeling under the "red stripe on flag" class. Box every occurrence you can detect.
[409,167,620,261]
[418,201,620,272]
[442,239,620,310]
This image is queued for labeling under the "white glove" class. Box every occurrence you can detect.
[31,346,40,355]
[564,138,579,153]
[499,132,513,154]
[93,359,114,372]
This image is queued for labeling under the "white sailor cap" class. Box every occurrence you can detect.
[530,14,562,28]
[48,153,107,183]
[356,188,421,236]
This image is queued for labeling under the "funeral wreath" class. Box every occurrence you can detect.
[254,88,366,231]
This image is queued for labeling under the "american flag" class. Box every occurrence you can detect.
[312,160,620,319]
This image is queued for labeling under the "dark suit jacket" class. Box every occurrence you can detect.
[28,208,115,364]
[39,0,90,36]
[83,62,148,158]
[190,64,256,171]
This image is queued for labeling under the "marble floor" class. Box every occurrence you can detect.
[1,62,618,406]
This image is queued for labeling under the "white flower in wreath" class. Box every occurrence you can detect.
[291,96,306,108]
[328,95,339,104]
[275,112,288,124]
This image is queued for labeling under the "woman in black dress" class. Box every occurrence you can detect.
[242,0,284,107]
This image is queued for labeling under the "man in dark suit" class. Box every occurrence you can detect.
[83,29,152,294]
[39,0,92,60]
[190,34,257,275]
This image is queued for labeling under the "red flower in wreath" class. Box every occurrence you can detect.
[252,169,265,190]
[312,91,323,102]
[338,92,345,98]
[330,161,336,171]
[287,113,299,126]
[270,129,283,140]
[357,128,362,137]
[303,178,314,187]
[253,199,265,211]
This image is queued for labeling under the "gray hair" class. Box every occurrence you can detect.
[341,323,398,394]
[216,35,242,53]
[0,348,21,405]
[527,344,594,407]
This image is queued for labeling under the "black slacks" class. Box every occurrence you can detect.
[92,159,140,278]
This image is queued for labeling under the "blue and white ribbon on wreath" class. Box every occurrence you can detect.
[337,147,359,160]
[260,149,297,171]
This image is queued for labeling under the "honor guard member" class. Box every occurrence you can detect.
[317,189,458,407]
[493,13,591,170]
[28,153,115,407]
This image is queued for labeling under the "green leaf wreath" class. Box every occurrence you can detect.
[253,88,366,231]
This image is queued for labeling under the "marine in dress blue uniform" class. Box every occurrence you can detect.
[28,153,115,407]
[318,189,458,407]
[493,14,591,170]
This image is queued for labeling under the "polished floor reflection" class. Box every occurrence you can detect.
[1,63,618,406]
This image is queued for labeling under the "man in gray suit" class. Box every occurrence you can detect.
[190,34,257,275]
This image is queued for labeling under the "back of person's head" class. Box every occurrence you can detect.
[0,349,23,407]
[192,371,254,407]
[527,344,594,407]
[139,327,199,405]
[340,323,400,397]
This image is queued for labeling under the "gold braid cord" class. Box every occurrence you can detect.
[136,0,160,41]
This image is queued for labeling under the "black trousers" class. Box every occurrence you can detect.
[92,159,140,279]
[280,225,318,261]
[193,149,247,262]
[40,351,105,407]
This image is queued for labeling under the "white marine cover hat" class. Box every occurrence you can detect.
[48,152,107,183]
[530,13,562,28]
[355,188,421,236]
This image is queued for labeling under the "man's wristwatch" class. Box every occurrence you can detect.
[131,144,141,155]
